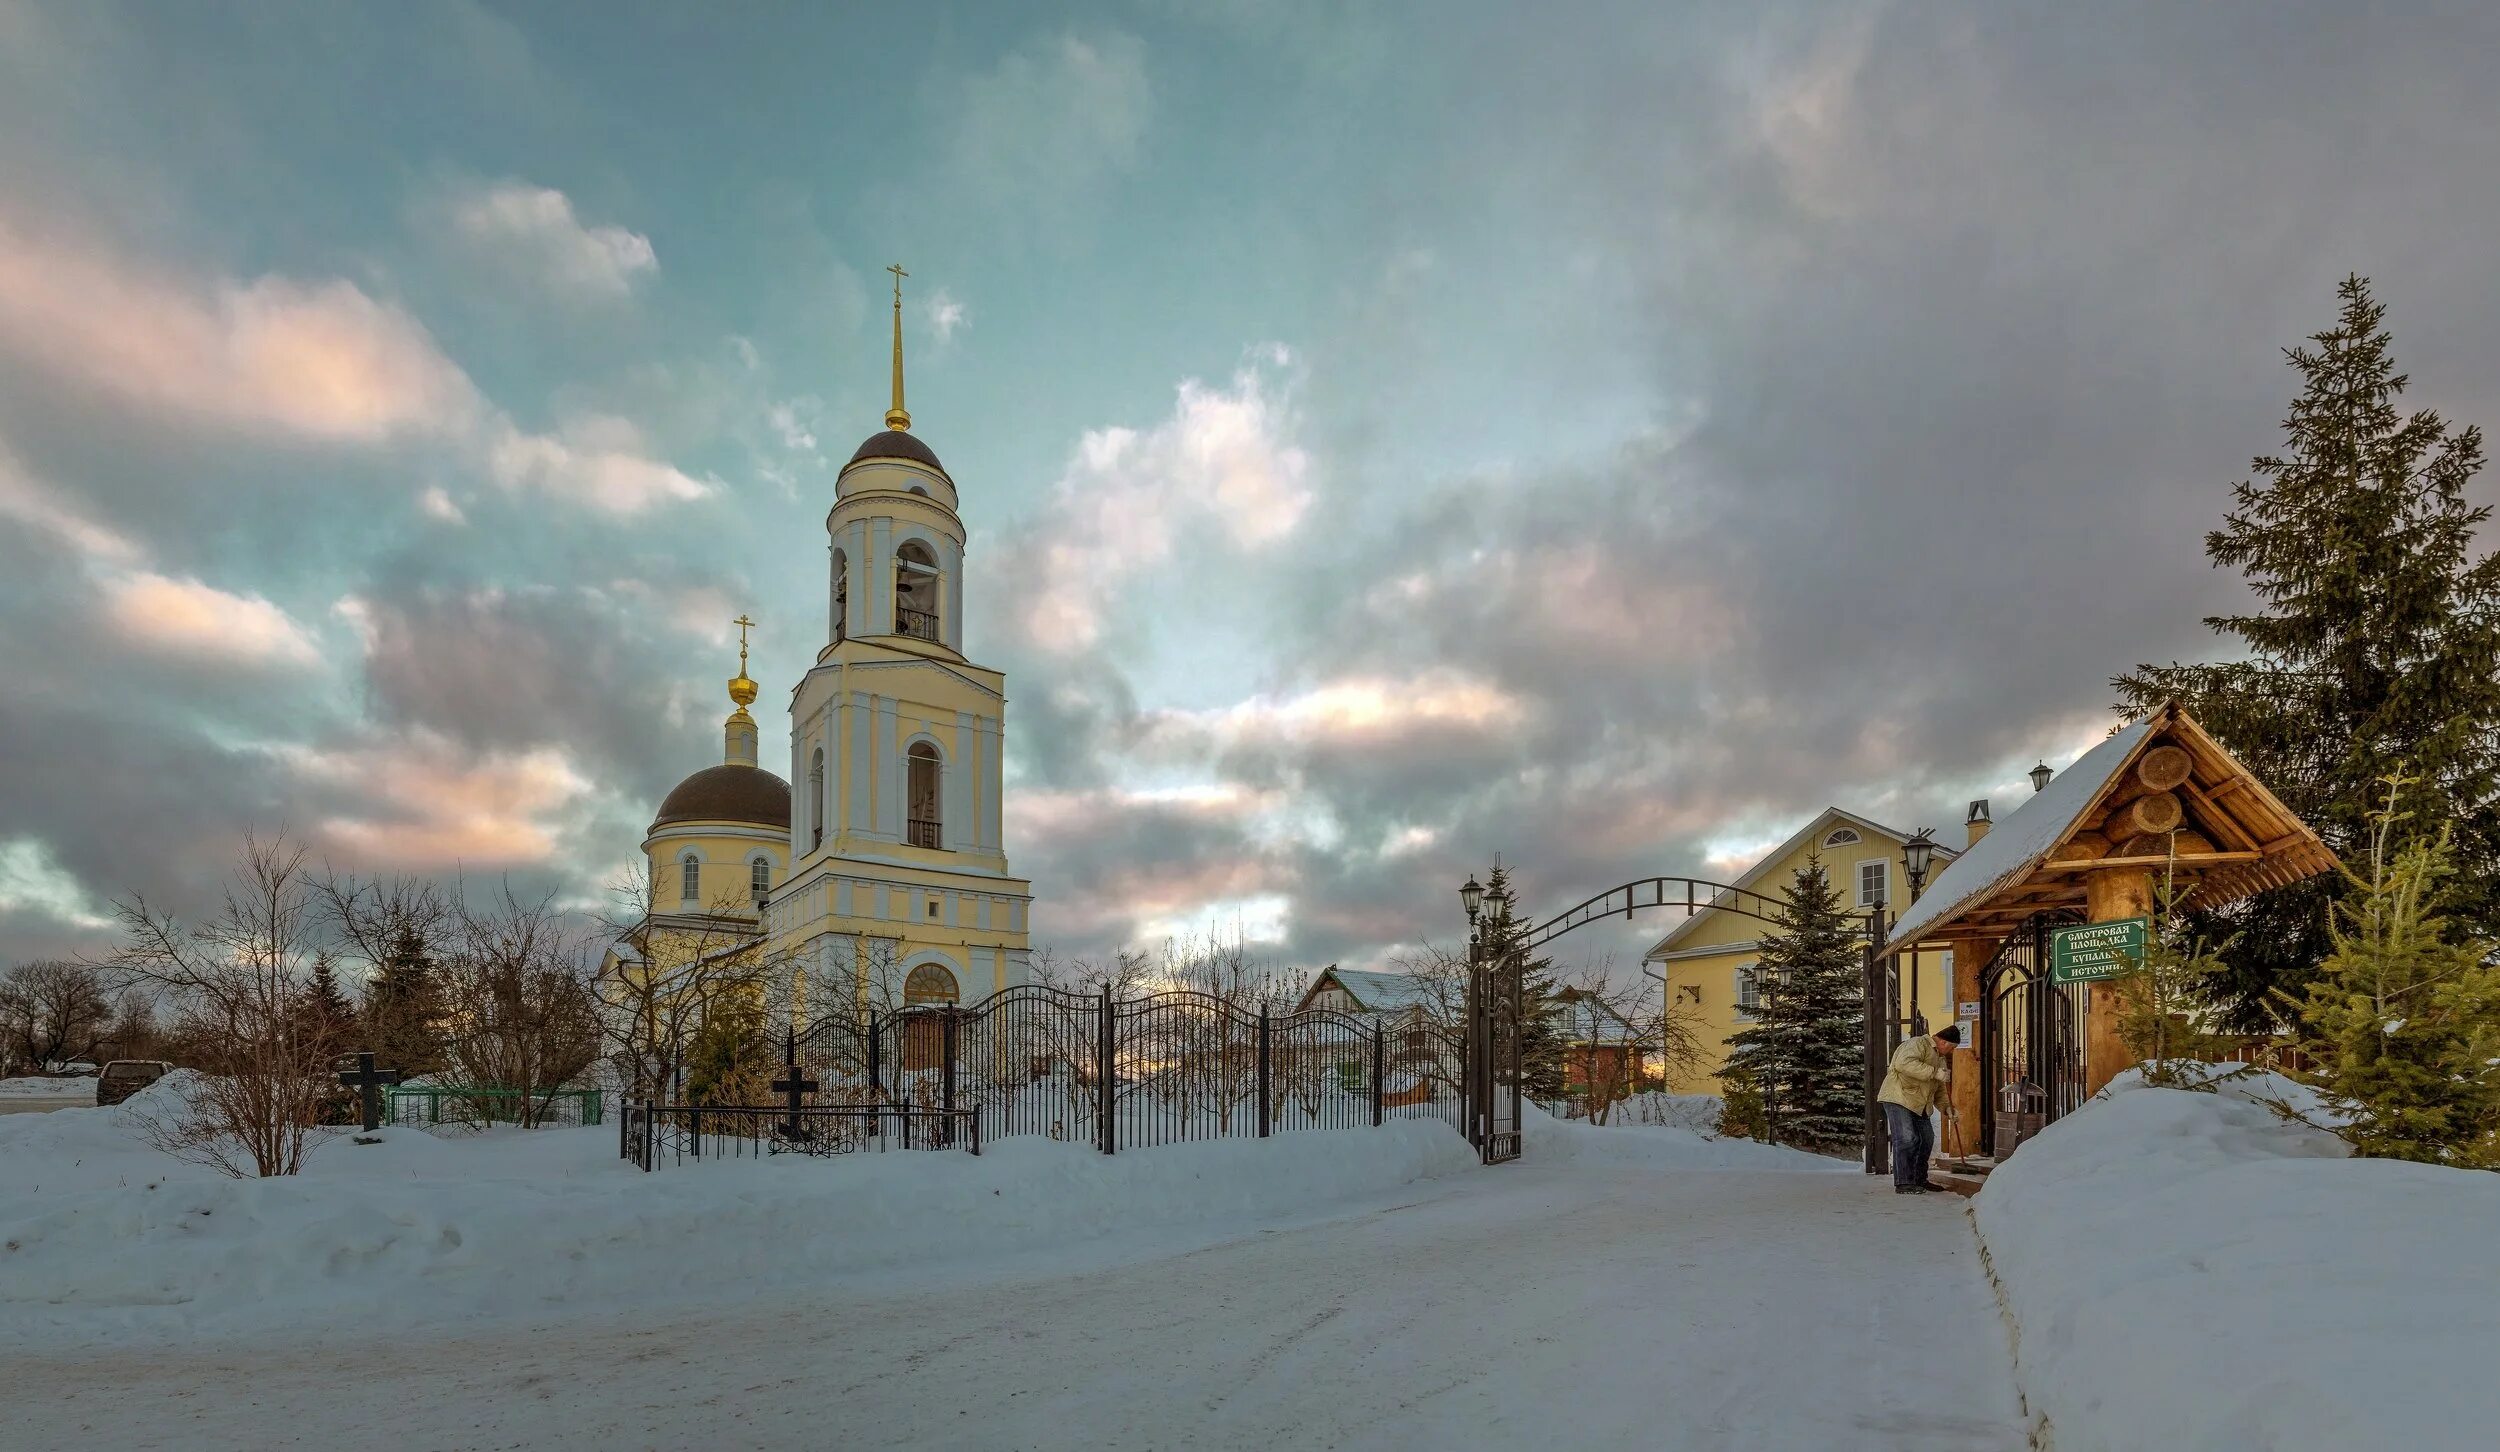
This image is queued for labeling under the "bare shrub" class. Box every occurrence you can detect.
[595,859,776,1100]
[102,833,345,1177]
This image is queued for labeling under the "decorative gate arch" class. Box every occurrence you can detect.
[1466,875,1821,1164]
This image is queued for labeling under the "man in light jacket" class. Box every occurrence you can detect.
[1877,1024,1959,1194]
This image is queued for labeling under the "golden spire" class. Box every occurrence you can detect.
[884,262,911,432]
[723,614,759,767]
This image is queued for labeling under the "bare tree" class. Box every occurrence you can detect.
[0,960,114,1074]
[434,882,604,1126]
[1028,944,1155,999]
[101,832,345,1177]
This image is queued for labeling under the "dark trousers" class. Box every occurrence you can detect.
[1884,1102,1934,1189]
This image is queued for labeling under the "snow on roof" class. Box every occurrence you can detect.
[1883,718,2155,951]
[1645,806,1960,959]
[1315,967,1437,1014]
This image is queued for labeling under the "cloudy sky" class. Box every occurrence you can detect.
[4,0,2497,975]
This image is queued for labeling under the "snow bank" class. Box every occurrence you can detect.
[1975,1073,2500,1452]
[0,1076,95,1097]
[0,1091,1478,1348]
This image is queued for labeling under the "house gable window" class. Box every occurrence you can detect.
[1823,827,1862,847]
[1857,859,1889,908]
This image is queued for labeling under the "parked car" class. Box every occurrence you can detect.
[96,1059,173,1106]
[49,1061,100,1077]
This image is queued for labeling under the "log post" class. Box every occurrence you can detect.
[2082,868,2153,1096]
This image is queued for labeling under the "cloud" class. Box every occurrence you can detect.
[939,31,1151,229]
[487,414,711,515]
[0,836,114,933]
[925,288,968,343]
[275,729,592,869]
[0,432,140,563]
[101,570,321,668]
[0,221,479,442]
[1001,349,1312,650]
[417,485,466,524]
[444,179,658,300]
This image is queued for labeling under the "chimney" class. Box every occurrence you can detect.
[1966,798,1993,847]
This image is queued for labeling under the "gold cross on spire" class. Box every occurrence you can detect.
[884,262,911,432]
[727,613,759,709]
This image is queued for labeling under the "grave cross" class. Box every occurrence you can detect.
[337,1051,402,1132]
[770,1027,817,1142]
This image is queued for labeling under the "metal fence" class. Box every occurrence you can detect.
[621,1101,979,1170]
[386,1085,603,1130]
[779,984,1470,1156]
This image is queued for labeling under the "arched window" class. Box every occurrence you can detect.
[907,741,942,849]
[679,852,700,905]
[1822,827,1862,847]
[830,549,849,644]
[808,747,826,850]
[904,962,959,1006]
[894,540,939,641]
[749,856,772,907]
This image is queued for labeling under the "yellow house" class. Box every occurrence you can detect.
[1642,807,1964,1095]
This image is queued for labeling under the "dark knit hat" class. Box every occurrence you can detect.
[1934,1024,1963,1045]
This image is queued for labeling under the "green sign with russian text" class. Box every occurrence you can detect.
[2050,917,2150,984]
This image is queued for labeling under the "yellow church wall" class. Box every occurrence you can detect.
[1650,822,1960,1095]
[644,824,789,919]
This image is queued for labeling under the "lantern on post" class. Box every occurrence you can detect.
[1901,829,1939,904]
[2030,760,2054,793]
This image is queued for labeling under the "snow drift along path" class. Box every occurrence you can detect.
[5,1111,2023,1451]
[1975,1072,2500,1452]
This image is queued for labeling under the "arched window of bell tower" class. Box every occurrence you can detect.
[808,747,826,850]
[907,740,942,850]
[830,549,849,644]
[894,540,939,642]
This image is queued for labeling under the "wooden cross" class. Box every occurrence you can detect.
[771,1027,817,1142]
[337,1051,401,1132]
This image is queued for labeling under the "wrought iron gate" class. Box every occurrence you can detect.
[1466,940,1522,1164]
[1976,915,2088,1157]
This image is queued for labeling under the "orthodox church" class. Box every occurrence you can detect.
[634,267,1033,1020]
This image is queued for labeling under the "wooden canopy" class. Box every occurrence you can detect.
[1883,700,2338,954]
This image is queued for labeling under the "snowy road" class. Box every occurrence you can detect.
[12,1154,2026,1451]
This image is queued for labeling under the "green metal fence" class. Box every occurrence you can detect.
[384,1086,604,1129]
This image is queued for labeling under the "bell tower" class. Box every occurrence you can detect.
[765,265,1032,1014]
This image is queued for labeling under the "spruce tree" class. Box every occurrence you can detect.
[1479,866,1567,1099]
[2119,275,2500,1028]
[1719,855,1864,1151]
[362,924,447,1077]
[2296,784,2500,1167]
[301,954,358,1044]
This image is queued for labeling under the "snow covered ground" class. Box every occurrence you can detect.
[0,1087,2023,1450]
[0,1074,95,1115]
[1974,1071,2500,1452]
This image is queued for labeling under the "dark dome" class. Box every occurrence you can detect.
[652,764,791,830]
[846,429,946,473]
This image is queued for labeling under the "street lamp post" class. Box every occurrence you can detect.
[2030,760,2054,793]
[1901,829,1938,904]
[1460,875,1484,1151]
